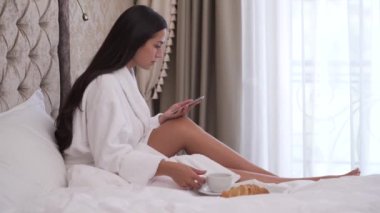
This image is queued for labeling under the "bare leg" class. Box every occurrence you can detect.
[231,168,361,183]
[148,117,276,176]
[148,117,360,184]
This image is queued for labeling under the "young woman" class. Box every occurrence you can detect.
[55,5,359,191]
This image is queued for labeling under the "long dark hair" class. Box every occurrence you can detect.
[55,5,167,154]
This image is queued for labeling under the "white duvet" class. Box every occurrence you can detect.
[3,89,378,213]
[12,165,380,213]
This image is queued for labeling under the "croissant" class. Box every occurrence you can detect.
[221,184,269,198]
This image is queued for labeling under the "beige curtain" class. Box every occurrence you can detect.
[135,0,177,105]
[160,0,242,151]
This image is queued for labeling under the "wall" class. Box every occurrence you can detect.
[69,0,134,83]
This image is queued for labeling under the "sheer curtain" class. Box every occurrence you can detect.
[242,0,380,177]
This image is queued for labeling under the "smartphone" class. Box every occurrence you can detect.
[188,96,205,108]
[173,96,205,113]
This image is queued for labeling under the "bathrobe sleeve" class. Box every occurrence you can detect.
[150,113,162,129]
[84,76,165,185]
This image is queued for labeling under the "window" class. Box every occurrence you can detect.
[242,0,380,176]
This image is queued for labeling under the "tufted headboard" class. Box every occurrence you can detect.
[0,0,67,118]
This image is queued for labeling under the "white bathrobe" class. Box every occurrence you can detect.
[65,67,166,185]
[65,66,240,186]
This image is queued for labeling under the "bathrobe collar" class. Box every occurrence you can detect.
[113,66,151,130]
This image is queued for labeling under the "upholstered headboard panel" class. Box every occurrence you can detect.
[0,0,60,117]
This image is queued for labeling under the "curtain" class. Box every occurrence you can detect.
[242,0,380,177]
[159,0,243,151]
[135,0,177,104]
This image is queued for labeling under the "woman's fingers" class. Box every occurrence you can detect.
[186,173,206,190]
[168,99,197,117]
[171,104,190,117]
[184,178,202,190]
[190,180,201,190]
[194,176,206,186]
[178,174,206,190]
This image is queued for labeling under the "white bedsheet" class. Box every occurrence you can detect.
[11,167,380,213]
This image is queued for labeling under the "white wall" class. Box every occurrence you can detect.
[69,0,134,83]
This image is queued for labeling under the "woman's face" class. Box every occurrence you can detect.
[128,29,167,70]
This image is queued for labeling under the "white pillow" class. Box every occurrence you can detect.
[0,89,67,210]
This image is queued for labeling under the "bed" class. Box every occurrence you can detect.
[1,1,380,213]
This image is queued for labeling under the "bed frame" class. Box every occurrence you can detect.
[0,0,70,117]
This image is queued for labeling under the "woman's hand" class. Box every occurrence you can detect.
[159,99,194,124]
[156,161,206,190]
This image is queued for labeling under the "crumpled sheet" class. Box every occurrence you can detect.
[9,158,380,213]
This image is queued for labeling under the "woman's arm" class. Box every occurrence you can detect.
[155,160,206,190]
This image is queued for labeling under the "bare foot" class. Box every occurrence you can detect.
[343,168,361,176]
[311,168,361,181]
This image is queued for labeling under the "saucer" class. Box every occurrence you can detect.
[198,185,222,196]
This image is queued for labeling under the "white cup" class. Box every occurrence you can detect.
[206,173,233,193]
